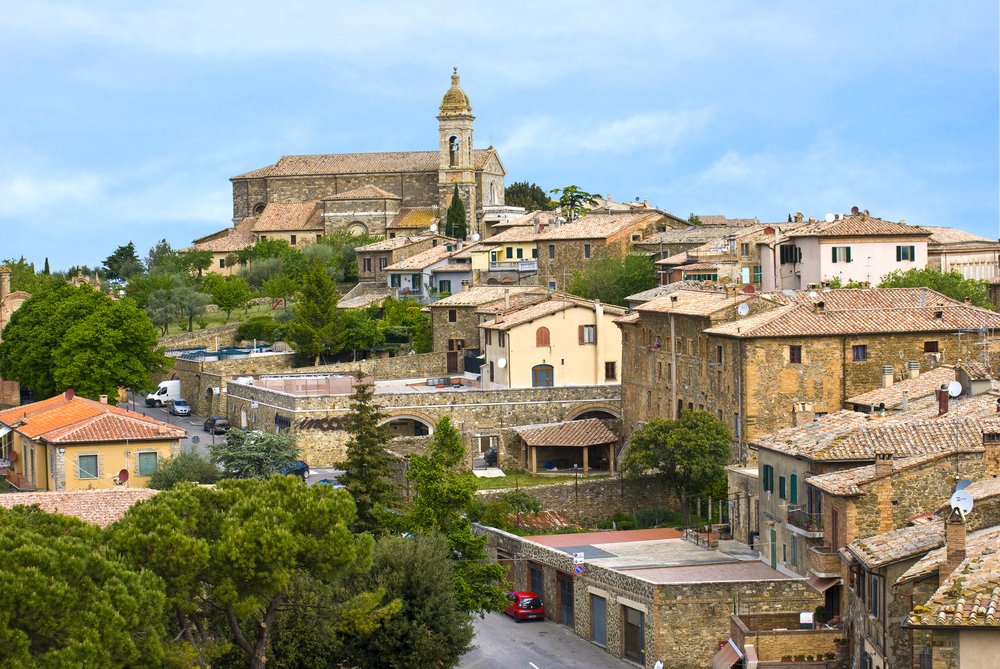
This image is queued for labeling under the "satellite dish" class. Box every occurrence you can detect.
[824,213,836,223]
[947,381,963,398]
[955,479,972,492]
[497,357,507,369]
[949,489,974,518]
[429,223,438,232]
[471,233,480,242]
[737,303,750,316]
[116,468,129,484]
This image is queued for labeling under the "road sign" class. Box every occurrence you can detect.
[574,564,585,576]
[572,552,585,565]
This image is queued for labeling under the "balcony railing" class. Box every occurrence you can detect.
[808,544,841,577]
[787,506,824,536]
[489,260,538,272]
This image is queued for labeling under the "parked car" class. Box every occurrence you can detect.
[315,478,345,489]
[203,416,230,434]
[484,446,498,468]
[504,591,544,622]
[280,459,310,480]
[169,399,191,416]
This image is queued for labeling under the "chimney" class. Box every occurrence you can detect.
[881,365,894,389]
[937,385,950,416]
[793,212,804,222]
[533,216,540,233]
[900,390,909,411]
[0,265,9,301]
[792,402,816,426]
[907,360,921,379]
[64,388,75,401]
[943,509,968,578]
[503,288,510,310]
[814,301,826,314]
[983,431,1000,477]
[99,394,108,404]
[964,297,971,304]
[934,310,944,321]
[874,448,893,477]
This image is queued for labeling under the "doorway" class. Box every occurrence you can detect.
[770,528,777,569]
[447,339,465,374]
[623,606,645,662]
[557,573,574,627]
[591,595,607,647]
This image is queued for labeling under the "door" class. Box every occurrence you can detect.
[531,364,554,387]
[623,606,645,662]
[770,528,777,569]
[591,595,607,646]
[529,563,545,604]
[558,573,574,627]
[447,339,465,374]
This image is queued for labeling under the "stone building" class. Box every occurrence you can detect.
[921,225,1000,281]
[355,234,451,284]
[0,266,30,406]
[633,222,755,263]
[228,70,504,239]
[618,286,1000,449]
[481,525,822,669]
[654,224,776,288]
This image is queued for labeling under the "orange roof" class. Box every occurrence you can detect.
[251,202,323,232]
[0,392,185,443]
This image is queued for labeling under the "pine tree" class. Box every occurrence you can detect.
[445,186,467,239]
[339,377,400,533]
[288,259,344,365]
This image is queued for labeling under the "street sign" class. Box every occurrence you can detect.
[574,564,585,576]
[572,552,585,565]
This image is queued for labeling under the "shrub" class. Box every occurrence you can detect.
[148,451,221,490]
[235,314,285,342]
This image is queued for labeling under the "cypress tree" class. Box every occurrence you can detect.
[445,186,467,239]
[43,257,50,275]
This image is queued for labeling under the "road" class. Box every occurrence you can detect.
[460,613,634,669]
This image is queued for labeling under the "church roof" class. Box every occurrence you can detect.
[232,150,493,179]
[192,217,257,252]
[388,208,438,230]
[325,184,401,201]
[438,70,472,117]
[252,202,323,232]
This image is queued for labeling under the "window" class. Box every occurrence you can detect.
[715,345,723,364]
[779,476,787,500]
[489,361,494,380]
[762,464,774,492]
[260,235,267,241]
[410,274,421,289]
[779,244,802,264]
[532,364,554,387]
[485,329,491,345]
[548,281,557,290]
[363,257,372,273]
[789,345,802,364]
[379,257,388,270]
[290,234,297,245]
[869,573,881,617]
[580,324,597,344]
[852,344,868,362]
[506,247,513,259]
[753,265,761,284]
[647,391,652,410]
[791,535,798,566]
[790,473,798,504]
[740,242,750,256]
[438,280,451,294]
[389,274,401,287]
[896,245,916,262]
[657,362,662,379]
[516,247,524,259]
[531,248,538,259]
[584,243,591,258]
[536,327,550,347]
[490,251,497,262]
[831,246,852,263]
[448,309,457,323]
[137,452,159,477]
[605,362,617,380]
[924,341,939,353]
[498,332,506,347]
[631,233,641,242]
[78,454,98,479]
[219,258,226,269]
[548,244,555,259]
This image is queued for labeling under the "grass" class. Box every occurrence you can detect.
[200,302,278,328]
[474,469,611,491]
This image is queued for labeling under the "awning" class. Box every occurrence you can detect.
[712,639,743,669]
[805,576,841,594]
[0,425,11,438]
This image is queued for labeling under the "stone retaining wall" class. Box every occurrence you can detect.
[307,351,448,379]
[159,323,240,351]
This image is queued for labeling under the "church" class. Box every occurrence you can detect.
[193,71,506,272]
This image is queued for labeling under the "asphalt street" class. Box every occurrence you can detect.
[460,613,635,669]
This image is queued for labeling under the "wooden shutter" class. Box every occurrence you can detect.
[578,325,585,344]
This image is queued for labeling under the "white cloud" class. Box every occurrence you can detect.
[0,173,105,216]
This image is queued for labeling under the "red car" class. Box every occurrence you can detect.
[504,591,545,622]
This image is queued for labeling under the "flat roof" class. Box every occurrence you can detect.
[626,561,794,584]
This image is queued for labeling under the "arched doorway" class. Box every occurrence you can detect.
[381,415,434,438]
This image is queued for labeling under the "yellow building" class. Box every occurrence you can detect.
[0,390,185,491]
[480,293,626,388]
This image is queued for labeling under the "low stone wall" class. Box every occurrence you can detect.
[732,614,840,662]
[172,353,296,417]
[477,476,673,525]
[159,323,240,351]
[308,351,448,380]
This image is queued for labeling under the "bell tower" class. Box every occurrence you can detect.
[438,68,476,236]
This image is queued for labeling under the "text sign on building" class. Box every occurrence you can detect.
[572,552,585,565]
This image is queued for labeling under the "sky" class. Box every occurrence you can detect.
[1,1,998,272]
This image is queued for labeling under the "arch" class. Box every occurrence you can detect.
[449,135,460,166]
[347,221,368,237]
[531,364,554,388]
[535,326,550,347]
[252,202,266,215]
[499,276,514,285]
[380,412,435,437]
[486,278,499,285]
[489,181,498,205]
[565,404,622,421]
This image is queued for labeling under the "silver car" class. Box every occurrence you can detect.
[169,399,191,416]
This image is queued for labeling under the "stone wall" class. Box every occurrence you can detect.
[171,353,296,417]
[477,476,674,525]
[431,304,483,355]
[308,351,448,379]
[159,323,240,352]
[225,381,621,466]
[733,614,840,661]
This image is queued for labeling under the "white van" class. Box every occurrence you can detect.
[145,380,181,407]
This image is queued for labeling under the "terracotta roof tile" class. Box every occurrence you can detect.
[385,246,454,271]
[42,412,185,443]
[429,286,543,307]
[387,207,438,230]
[325,184,401,200]
[0,488,158,527]
[0,394,184,442]
[356,235,445,252]
[251,202,322,232]
[634,287,755,317]
[481,295,626,331]
[191,217,257,253]
[697,216,760,227]
[845,518,945,569]
[847,366,957,409]
[233,150,493,179]
[786,214,930,239]
[920,226,999,246]
[899,526,1000,587]
[431,263,473,274]
[535,212,663,241]
[514,419,618,447]
[809,452,956,496]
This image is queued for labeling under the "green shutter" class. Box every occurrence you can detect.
[846,247,852,263]
[779,476,786,500]
[832,247,837,263]
[790,474,798,504]
[896,246,902,261]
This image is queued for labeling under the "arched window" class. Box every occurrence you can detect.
[252,202,266,215]
[449,135,459,166]
[489,182,498,204]
[536,327,550,347]
[531,364,554,388]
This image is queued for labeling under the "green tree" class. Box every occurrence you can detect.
[339,379,399,534]
[109,477,379,669]
[549,185,599,220]
[211,275,253,321]
[262,275,297,313]
[504,181,555,211]
[179,249,214,280]
[568,251,655,306]
[406,417,508,614]
[337,534,475,669]
[688,213,704,225]
[148,451,222,490]
[174,284,212,332]
[209,429,300,480]
[43,257,50,275]
[0,284,167,400]
[288,260,344,365]
[878,268,992,308]
[0,506,168,667]
[445,186,467,239]
[103,242,143,280]
[621,412,731,521]
[2,256,55,293]
[343,309,385,361]
[146,239,181,274]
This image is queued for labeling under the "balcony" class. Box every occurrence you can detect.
[787,506,825,538]
[808,545,841,578]
[489,260,538,272]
